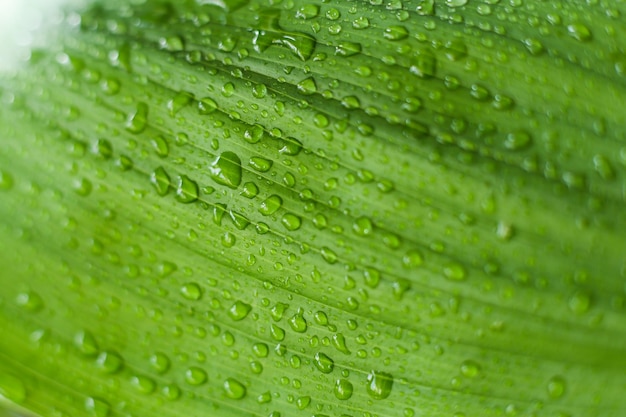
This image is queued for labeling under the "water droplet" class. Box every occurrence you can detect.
[332,333,351,354]
[253,10,316,61]
[150,167,171,196]
[296,395,311,409]
[150,135,170,157]
[295,4,319,19]
[504,131,532,150]
[228,300,252,321]
[444,39,467,60]
[253,343,269,357]
[0,373,26,403]
[334,378,353,400]
[92,139,113,159]
[130,375,156,394]
[198,97,218,114]
[281,213,302,231]
[443,263,467,281]
[409,50,437,78]
[126,102,148,133]
[249,156,273,172]
[335,41,361,57]
[384,26,409,40]
[259,195,283,216]
[271,302,289,321]
[95,351,124,374]
[568,290,591,314]
[353,216,374,236]
[402,250,423,268]
[341,95,361,110]
[366,370,394,400]
[567,23,591,41]
[244,124,264,144]
[224,378,246,399]
[288,308,308,332]
[167,91,193,116]
[161,384,181,400]
[296,77,317,95]
[15,291,44,312]
[321,247,338,264]
[547,376,566,399]
[416,0,434,15]
[180,282,202,300]
[209,151,242,189]
[270,324,286,341]
[229,210,251,230]
[363,267,381,288]
[159,35,185,51]
[185,367,207,385]
[460,360,480,377]
[73,178,92,196]
[252,83,267,98]
[238,182,258,199]
[149,352,171,373]
[74,330,99,356]
[314,352,334,373]
[175,175,199,203]
[352,16,370,29]
[85,397,110,417]
[445,0,468,7]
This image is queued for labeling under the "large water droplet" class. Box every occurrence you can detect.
[228,300,252,321]
[209,151,242,189]
[224,378,247,399]
[366,370,394,399]
[334,378,353,400]
[314,352,334,373]
[175,175,199,203]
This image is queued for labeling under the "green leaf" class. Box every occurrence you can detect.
[1,1,626,417]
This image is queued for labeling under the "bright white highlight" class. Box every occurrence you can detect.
[0,0,85,71]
